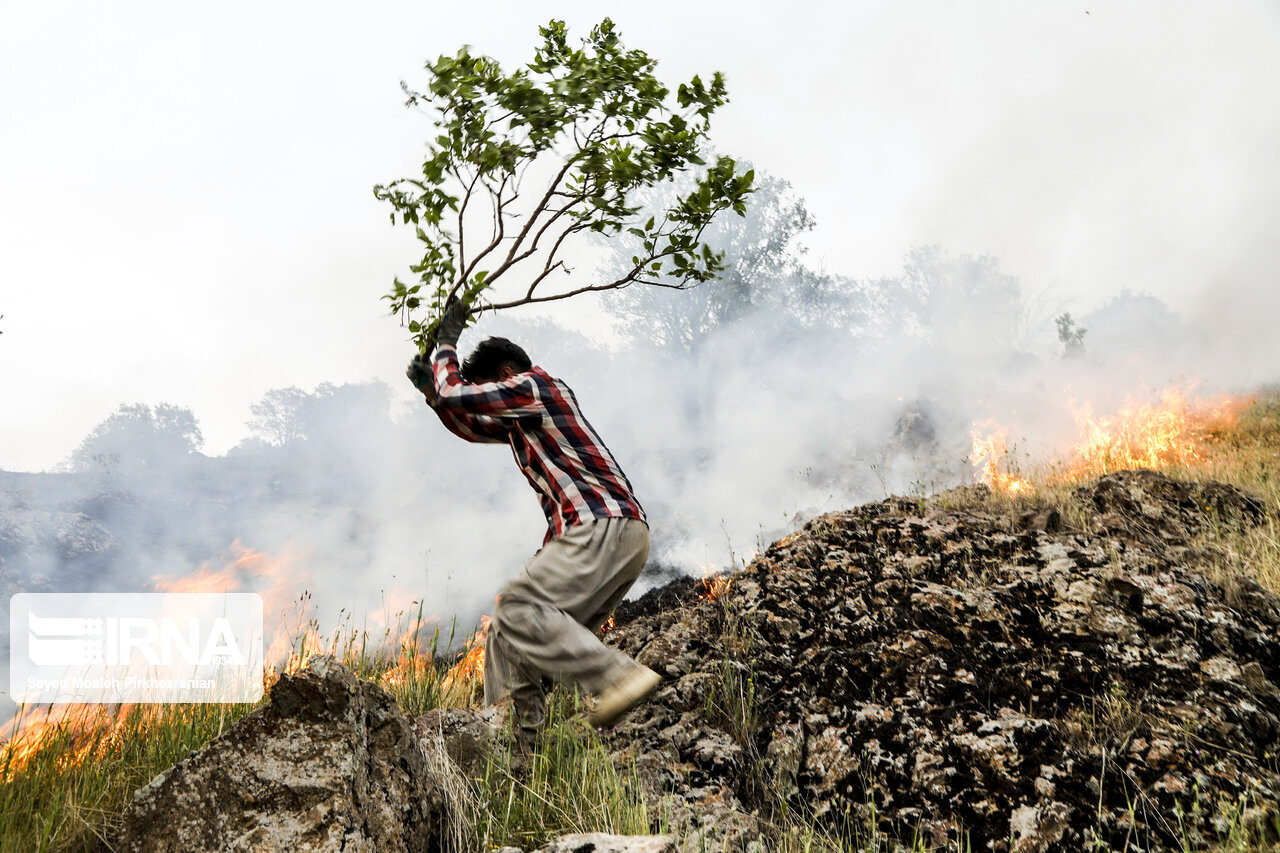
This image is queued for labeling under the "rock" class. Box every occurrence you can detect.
[601,470,1280,852]
[531,834,676,853]
[415,703,510,777]
[118,656,470,853]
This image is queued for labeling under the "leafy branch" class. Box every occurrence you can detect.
[374,18,754,351]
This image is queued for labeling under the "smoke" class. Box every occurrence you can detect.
[3,169,1277,731]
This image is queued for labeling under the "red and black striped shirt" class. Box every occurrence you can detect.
[428,344,646,543]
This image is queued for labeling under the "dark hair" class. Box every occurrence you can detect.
[462,336,532,382]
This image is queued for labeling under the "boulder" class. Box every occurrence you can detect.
[531,834,676,853]
[118,656,470,852]
[414,703,510,777]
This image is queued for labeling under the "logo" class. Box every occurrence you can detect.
[10,593,263,704]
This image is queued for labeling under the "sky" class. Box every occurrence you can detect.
[2,0,1279,472]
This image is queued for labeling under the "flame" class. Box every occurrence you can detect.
[696,562,733,601]
[600,615,616,635]
[152,540,333,678]
[701,574,732,600]
[974,386,1251,495]
[1,701,161,776]
[1063,388,1246,479]
[3,542,317,773]
[970,420,1034,495]
[1,705,90,770]
[439,615,490,702]
[379,638,434,690]
[2,541,460,777]
[154,539,306,611]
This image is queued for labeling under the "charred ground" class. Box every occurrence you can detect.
[602,469,1280,851]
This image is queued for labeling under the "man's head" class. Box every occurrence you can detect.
[462,336,532,383]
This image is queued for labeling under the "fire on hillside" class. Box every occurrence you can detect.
[971,384,1250,494]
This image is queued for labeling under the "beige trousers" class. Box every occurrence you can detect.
[483,516,650,734]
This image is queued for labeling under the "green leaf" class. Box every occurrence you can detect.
[376,17,751,327]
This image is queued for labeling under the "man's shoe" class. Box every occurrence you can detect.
[588,665,662,729]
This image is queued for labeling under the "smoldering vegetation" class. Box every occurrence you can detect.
[0,169,1268,726]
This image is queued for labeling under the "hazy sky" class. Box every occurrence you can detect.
[3,1,1278,471]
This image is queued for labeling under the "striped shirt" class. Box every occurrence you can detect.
[429,344,646,543]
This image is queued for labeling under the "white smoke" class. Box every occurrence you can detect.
[2,175,1276,731]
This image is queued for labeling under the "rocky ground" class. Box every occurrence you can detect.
[603,469,1280,851]
[117,469,1280,852]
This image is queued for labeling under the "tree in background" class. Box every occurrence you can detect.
[1055,312,1087,359]
[246,387,309,447]
[244,384,395,449]
[1071,290,1196,370]
[376,18,753,351]
[603,168,863,354]
[869,245,1030,351]
[65,404,204,474]
[236,383,403,503]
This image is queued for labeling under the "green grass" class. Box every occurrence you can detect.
[474,692,653,850]
[0,606,462,853]
[0,700,259,852]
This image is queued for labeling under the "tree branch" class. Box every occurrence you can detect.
[485,276,694,312]
[456,172,512,289]
[453,168,481,278]
[498,157,576,270]
[482,182,586,291]
[523,220,593,299]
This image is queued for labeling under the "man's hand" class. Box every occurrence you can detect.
[435,297,469,348]
[406,352,437,403]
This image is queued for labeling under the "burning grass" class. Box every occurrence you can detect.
[962,386,1280,598]
[0,601,485,853]
[971,384,1253,496]
[0,700,256,851]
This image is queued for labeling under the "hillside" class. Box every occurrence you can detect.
[601,468,1280,851]
[5,391,1280,852]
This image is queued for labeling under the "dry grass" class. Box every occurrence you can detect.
[1184,388,1280,594]
[936,387,1280,595]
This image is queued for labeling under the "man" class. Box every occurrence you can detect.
[406,300,661,738]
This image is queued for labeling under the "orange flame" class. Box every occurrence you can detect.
[3,542,318,773]
[696,562,733,601]
[704,575,732,600]
[974,386,1251,495]
[1063,388,1247,480]
[3,541,455,777]
[379,638,435,691]
[439,615,490,701]
[152,540,334,678]
[970,420,1034,495]
[1,701,162,776]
